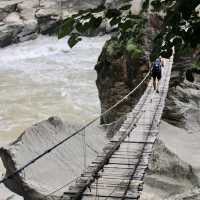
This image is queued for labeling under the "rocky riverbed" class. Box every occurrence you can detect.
[0,0,105,47]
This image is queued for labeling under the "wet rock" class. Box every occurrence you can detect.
[0,1,20,21]
[140,139,200,200]
[0,116,106,200]
[17,20,38,42]
[163,81,200,133]
[148,139,199,185]
[165,188,200,200]
[0,117,66,199]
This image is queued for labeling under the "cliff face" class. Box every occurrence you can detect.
[95,11,163,124]
[0,0,104,47]
[94,3,200,199]
[95,38,149,124]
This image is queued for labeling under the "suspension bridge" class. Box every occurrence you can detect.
[0,58,173,200]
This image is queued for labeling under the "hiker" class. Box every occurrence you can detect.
[151,57,164,93]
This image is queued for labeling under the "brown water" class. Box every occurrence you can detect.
[0,35,108,199]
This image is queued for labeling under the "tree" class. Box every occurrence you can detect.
[58,1,146,48]
[58,0,200,60]
[151,0,200,58]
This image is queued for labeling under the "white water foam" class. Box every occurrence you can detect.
[0,35,109,199]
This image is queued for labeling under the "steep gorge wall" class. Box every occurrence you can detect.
[95,12,162,124]
[95,38,149,124]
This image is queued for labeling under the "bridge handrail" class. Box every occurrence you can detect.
[0,71,151,185]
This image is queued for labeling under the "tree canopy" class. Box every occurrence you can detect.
[58,0,200,60]
[151,0,200,58]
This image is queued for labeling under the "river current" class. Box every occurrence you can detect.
[0,35,108,199]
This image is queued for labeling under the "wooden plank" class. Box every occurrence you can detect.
[81,194,138,200]
[97,155,140,160]
[90,180,143,187]
[119,141,155,144]
[89,184,142,191]
[97,176,143,181]
[92,161,148,166]
[102,165,147,171]
[102,168,146,176]
[81,189,140,199]
[108,156,149,163]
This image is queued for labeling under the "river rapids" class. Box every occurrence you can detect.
[0,35,109,199]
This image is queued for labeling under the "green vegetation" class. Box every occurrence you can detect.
[106,39,123,58]
[58,0,199,64]
[105,36,143,60]
[58,1,146,48]
[150,0,200,59]
[126,39,143,59]
[192,61,200,71]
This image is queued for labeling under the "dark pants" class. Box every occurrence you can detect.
[152,70,161,81]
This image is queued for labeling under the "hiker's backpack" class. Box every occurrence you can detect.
[152,58,161,73]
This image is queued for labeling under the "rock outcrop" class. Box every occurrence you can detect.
[0,117,106,199]
[95,38,149,124]
[148,139,199,185]
[163,54,200,133]
[141,138,200,200]
[95,0,164,125]
[165,188,200,200]
[0,0,104,47]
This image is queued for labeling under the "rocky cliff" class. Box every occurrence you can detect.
[95,11,163,124]
[95,38,149,124]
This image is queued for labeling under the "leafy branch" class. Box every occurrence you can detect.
[58,0,200,62]
[151,0,200,58]
[58,2,146,48]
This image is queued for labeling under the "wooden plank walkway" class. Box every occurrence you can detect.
[61,58,173,200]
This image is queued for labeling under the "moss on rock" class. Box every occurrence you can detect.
[106,39,123,58]
[126,39,144,59]
[95,36,149,124]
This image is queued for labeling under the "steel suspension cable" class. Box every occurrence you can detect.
[0,71,150,185]
[82,129,87,172]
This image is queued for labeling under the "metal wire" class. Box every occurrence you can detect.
[82,129,87,172]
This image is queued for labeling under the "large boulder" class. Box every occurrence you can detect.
[0,117,106,200]
[0,25,15,47]
[140,137,200,200]
[165,188,200,200]
[148,139,199,184]
[0,0,20,21]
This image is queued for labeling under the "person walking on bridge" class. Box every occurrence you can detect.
[151,57,164,93]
